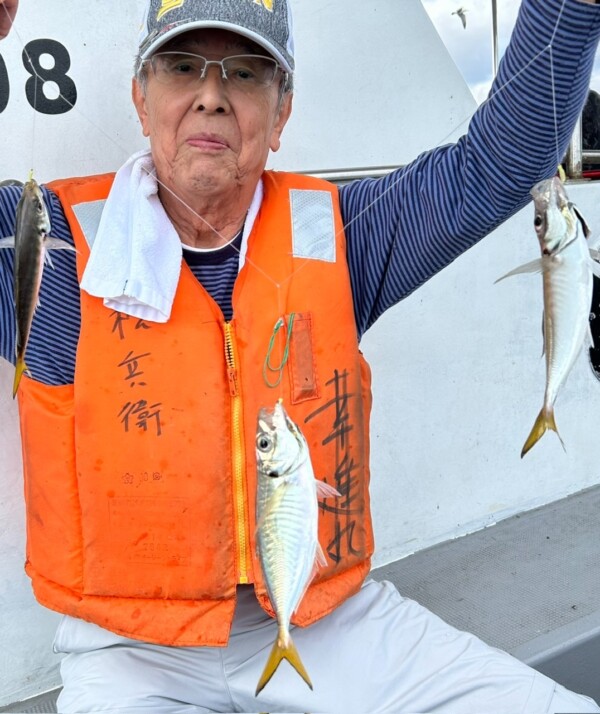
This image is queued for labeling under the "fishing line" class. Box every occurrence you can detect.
[21,44,37,171]
[548,0,568,171]
[0,0,582,607]
[276,2,574,291]
[271,275,293,402]
[1,3,275,282]
[549,51,561,172]
[3,0,295,379]
[144,165,280,286]
[2,0,576,328]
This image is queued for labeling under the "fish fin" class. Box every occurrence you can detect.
[293,543,328,616]
[315,541,328,568]
[12,356,28,398]
[315,479,341,499]
[255,631,312,696]
[589,248,600,263]
[573,205,592,239]
[521,407,564,458]
[294,566,319,617]
[0,236,15,249]
[495,259,546,283]
[588,253,600,279]
[45,237,77,252]
[44,250,54,269]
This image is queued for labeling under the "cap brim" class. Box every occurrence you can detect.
[140,20,293,74]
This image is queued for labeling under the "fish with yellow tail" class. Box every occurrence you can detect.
[0,174,75,396]
[496,176,600,457]
[255,400,340,696]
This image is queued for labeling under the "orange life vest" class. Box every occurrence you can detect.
[17,170,374,646]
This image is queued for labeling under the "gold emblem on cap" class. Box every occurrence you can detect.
[253,0,274,11]
[157,0,186,21]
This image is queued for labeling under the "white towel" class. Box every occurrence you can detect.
[80,149,183,323]
[239,178,263,269]
[81,149,264,323]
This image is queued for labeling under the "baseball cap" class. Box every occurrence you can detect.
[137,0,295,73]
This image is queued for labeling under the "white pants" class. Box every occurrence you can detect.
[54,580,600,714]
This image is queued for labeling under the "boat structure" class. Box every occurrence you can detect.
[0,0,599,710]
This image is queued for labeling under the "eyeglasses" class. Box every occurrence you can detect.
[144,52,283,92]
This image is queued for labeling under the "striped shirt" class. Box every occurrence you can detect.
[1,0,600,387]
[181,238,242,322]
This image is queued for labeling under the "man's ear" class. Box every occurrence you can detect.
[270,92,293,153]
[132,77,150,138]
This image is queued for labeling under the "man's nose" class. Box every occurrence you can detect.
[192,64,230,114]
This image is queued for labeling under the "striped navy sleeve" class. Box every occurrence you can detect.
[0,185,20,366]
[340,0,600,339]
[2,0,599,380]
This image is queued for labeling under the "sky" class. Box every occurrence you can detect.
[421,0,600,104]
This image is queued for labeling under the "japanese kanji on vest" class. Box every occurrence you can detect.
[17,171,374,646]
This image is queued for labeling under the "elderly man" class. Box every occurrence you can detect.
[1,0,600,712]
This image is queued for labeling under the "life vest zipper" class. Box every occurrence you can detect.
[223,321,251,584]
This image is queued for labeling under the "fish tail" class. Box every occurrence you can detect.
[521,406,564,458]
[255,630,313,696]
[12,356,28,398]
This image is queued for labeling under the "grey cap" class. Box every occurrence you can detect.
[137,0,295,73]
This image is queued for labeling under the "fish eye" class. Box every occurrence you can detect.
[257,435,272,452]
[534,215,543,228]
[267,470,279,478]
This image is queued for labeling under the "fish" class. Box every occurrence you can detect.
[0,174,75,396]
[255,400,340,696]
[496,176,600,457]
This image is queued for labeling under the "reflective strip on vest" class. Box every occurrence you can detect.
[73,191,336,260]
[20,171,374,647]
[290,189,336,262]
[72,199,106,249]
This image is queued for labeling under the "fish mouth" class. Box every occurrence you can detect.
[531,176,569,215]
[257,401,287,430]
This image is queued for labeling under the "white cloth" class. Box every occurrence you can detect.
[80,150,264,324]
[54,580,600,714]
[80,149,182,323]
[239,178,262,271]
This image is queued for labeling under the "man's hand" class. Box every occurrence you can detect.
[0,0,18,40]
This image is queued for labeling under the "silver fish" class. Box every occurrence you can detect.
[0,175,75,396]
[497,177,600,456]
[255,400,339,695]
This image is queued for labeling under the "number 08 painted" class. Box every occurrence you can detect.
[0,38,77,115]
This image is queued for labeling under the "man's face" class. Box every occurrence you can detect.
[132,29,292,202]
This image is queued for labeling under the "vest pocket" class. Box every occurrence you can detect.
[287,312,319,403]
